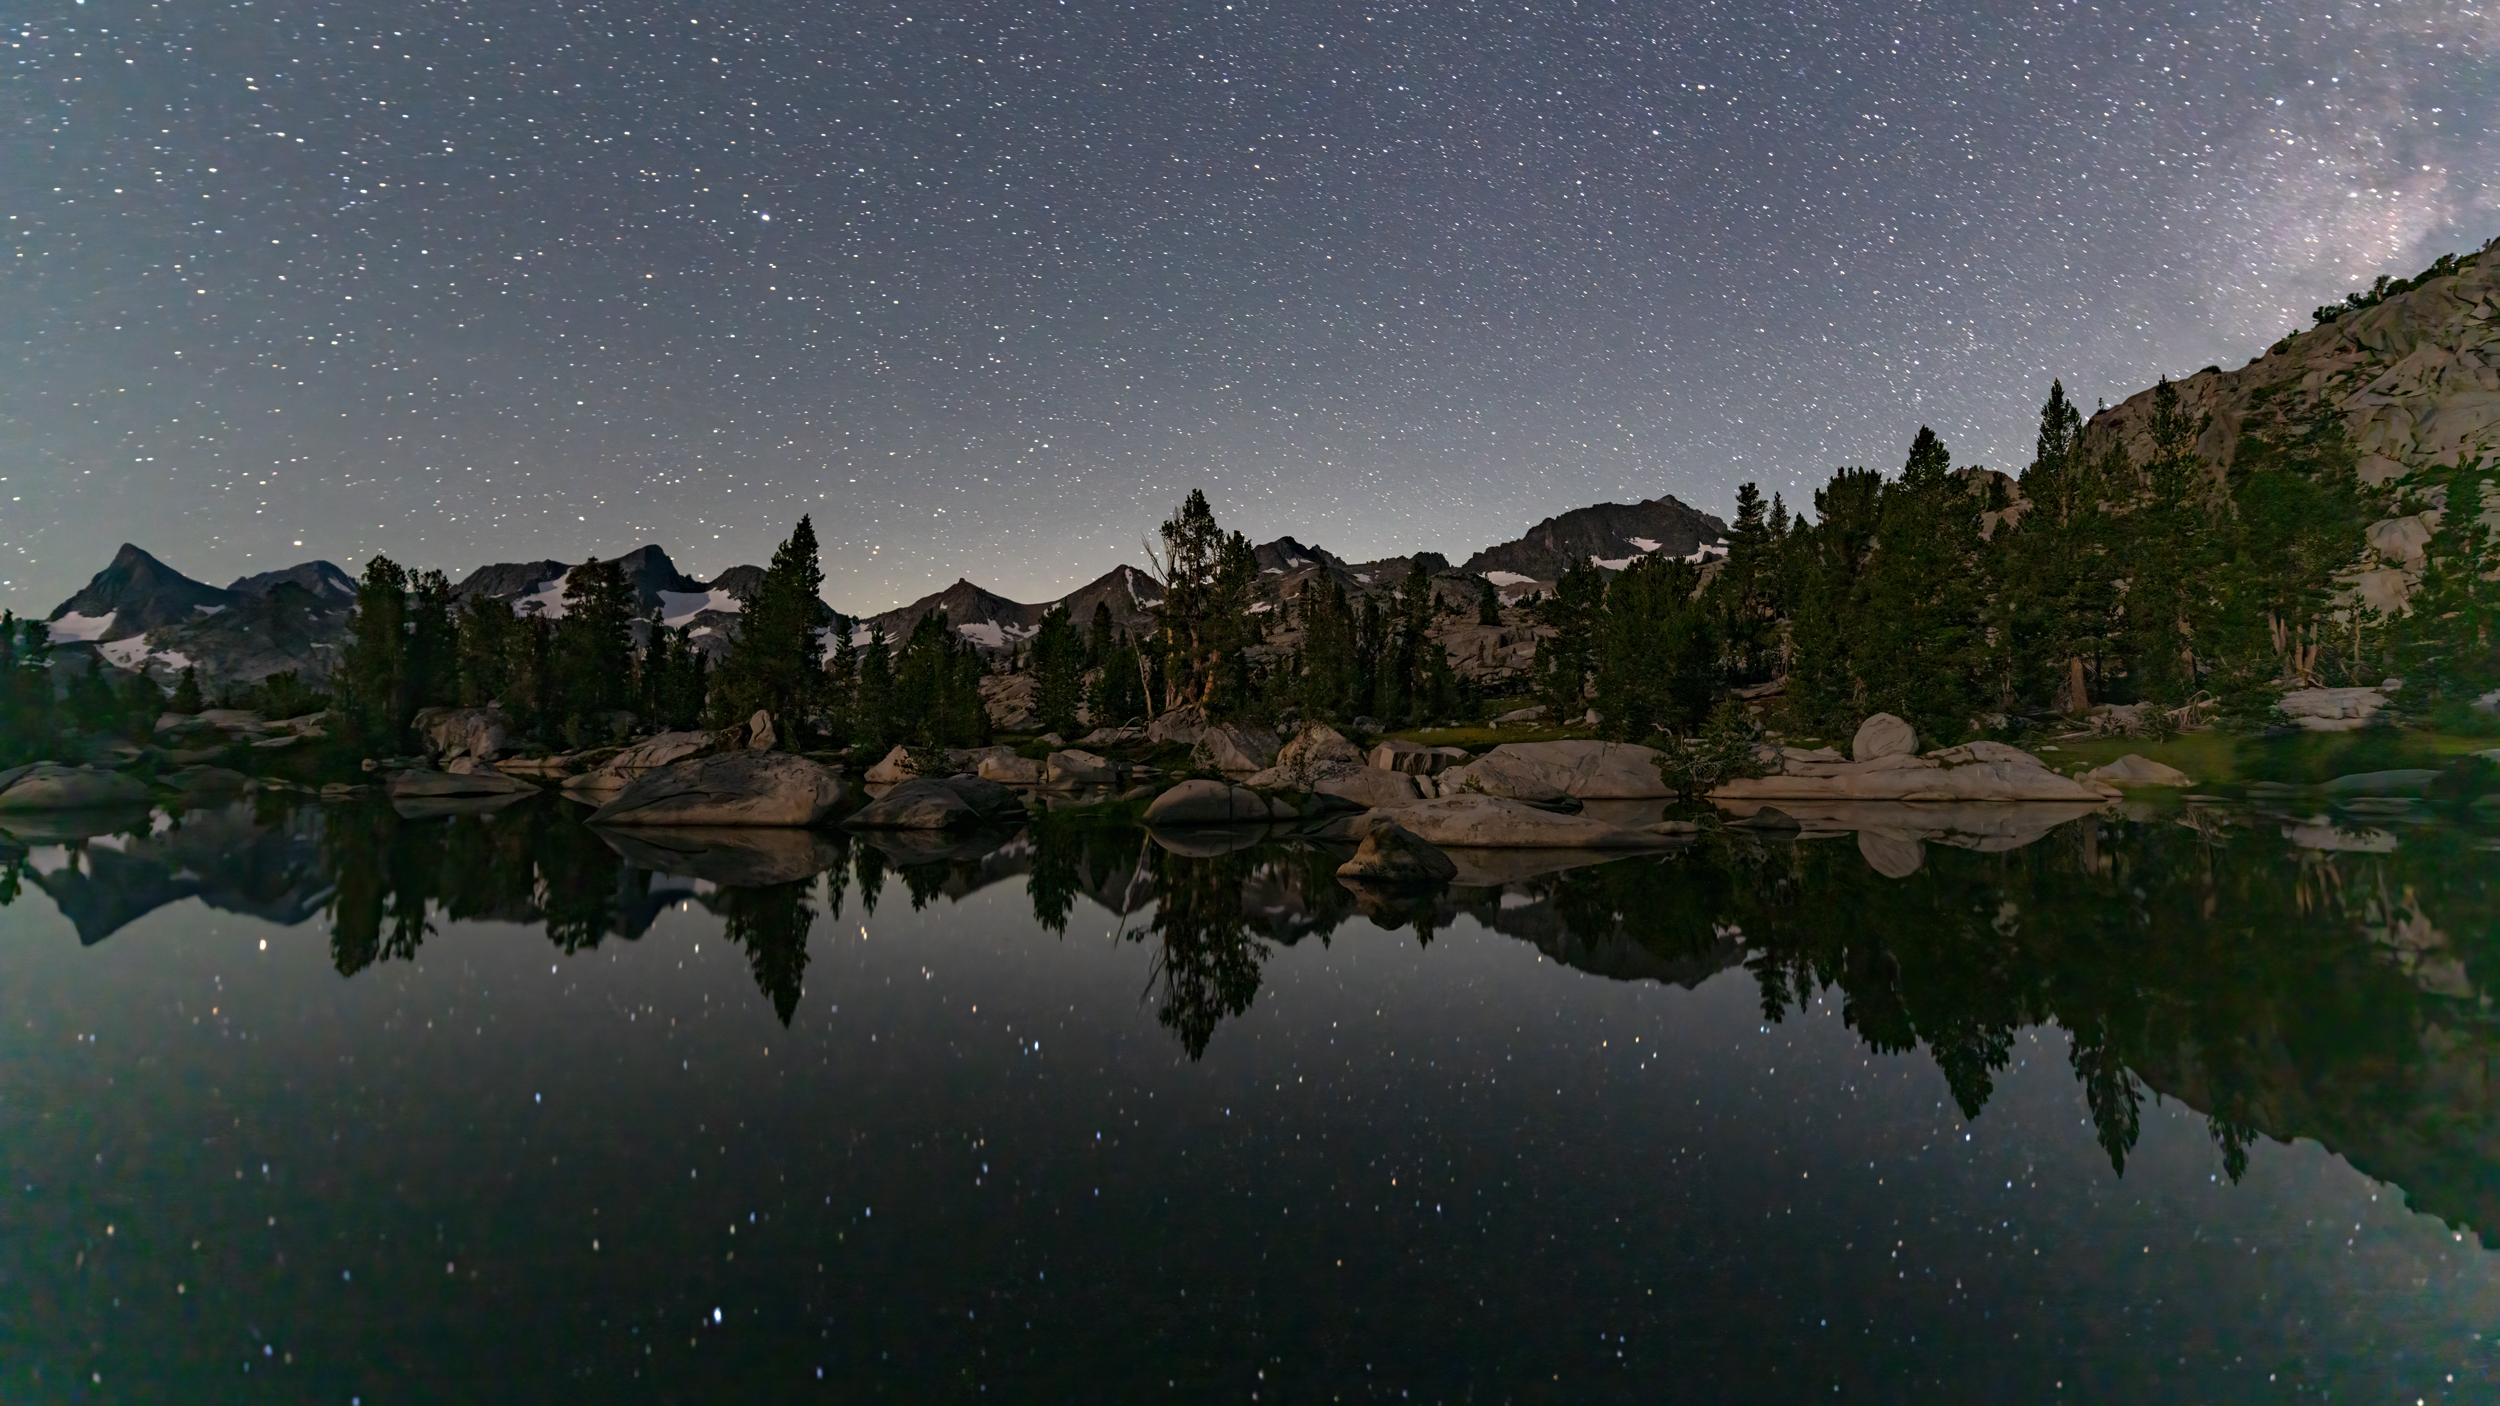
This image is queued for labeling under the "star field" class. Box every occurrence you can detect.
[3,0,2491,613]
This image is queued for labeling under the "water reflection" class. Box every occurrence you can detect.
[5,786,2498,1238]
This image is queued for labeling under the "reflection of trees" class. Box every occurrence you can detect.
[715,881,814,1025]
[1133,844,1272,1060]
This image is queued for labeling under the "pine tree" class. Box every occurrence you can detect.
[169,664,204,715]
[1592,554,1718,738]
[855,625,896,746]
[1030,602,1084,736]
[338,555,413,749]
[0,614,55,766]
[1783,467,1884,731]
[710,517,827,736]
[1476,576,1503,626]
[554,556,637,737]
[1533,558,1607,720]
[1855,427,1989,739]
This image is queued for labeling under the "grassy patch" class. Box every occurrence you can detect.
[2035,726,2500,787]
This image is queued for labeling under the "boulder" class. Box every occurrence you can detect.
[939,774,1026,820]
[1278,722,1365,773]
[1378,794,1672,849]
[977,753,1046,785]
[1076,725,1146,747]
[1045,749,1122,787]
[606,730,718,776]
[863,745,918,785]
[2277,685,2393,732]
[745,710,778,752]
[1144,778,1289,826]
[845,778,978,830]
[385,760,537,795]
[411,705,511,761]
[1196,720,1281,775]
[1334,820,1458,883]
[0,764,153,810]
[1851,713,1919,761]
[2085,754,2195,787]
[1493,705,1547,724]
[1437,740,1669,800]
[1367,742,1470,775]
[1314,767,1425,810]
[1146,707,1209,747]
[588,752,849,827]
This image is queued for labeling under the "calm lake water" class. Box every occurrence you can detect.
[3,784,2497,1400]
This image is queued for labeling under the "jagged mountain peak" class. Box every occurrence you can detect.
[47,543,233,643]
[1460,494,1728,585]
[228,560,357,602]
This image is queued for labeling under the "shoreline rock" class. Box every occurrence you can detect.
[589,752,849,827]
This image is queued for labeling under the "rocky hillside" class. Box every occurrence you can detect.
[860,564,1165,652]
[2082,235,2500,614]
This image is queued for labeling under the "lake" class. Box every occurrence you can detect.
[2,784,2495,1399]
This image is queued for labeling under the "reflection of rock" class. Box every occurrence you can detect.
[0,764,153,810]
[595,825,846,886]
[1335,820,1457,883]
[1713,798,2107,852]
[390,790,539,820]
[1147,824,1276,858]
[2285,817,2399,852]
[589,752,849,827]
[387,768,539,799]
[1856,828,1926,878]
[1381,794,1671,849]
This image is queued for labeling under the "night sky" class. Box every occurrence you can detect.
[4,0,2492,616]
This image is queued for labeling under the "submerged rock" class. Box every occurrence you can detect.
[0,763,152,810]
[2086,753,2195,787]
[386,768,538,799]
[589,752,848,827]
[1334,820,1458,883]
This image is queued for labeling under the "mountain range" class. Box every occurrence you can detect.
[33,495,1731,688]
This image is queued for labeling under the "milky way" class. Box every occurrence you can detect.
[3,0,2492,614]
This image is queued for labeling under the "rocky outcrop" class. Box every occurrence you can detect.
[1713,733,2119,804]
[1144,778,1294,825]
[2279,684,2398,732]
[1439,741,1669,800]
[1369,740,1470,775]
[588,752,848,827]
[412,706,513,762]
[1199,721,1280,775]
[1278,722,1365,773]
[981,671,1039,730]
[1378,794,1671,849]
[1044,749,1122,787]
[1312,767,1424,809]
[978,753,1046,784]
[1335,820,1458,883]
[0,764,153,810]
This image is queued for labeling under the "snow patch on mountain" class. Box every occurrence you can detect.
[48,612,117,642]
